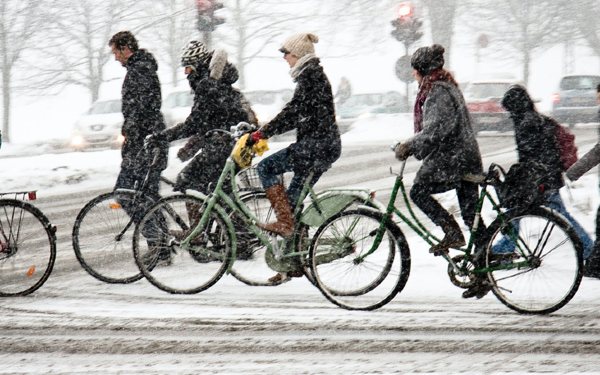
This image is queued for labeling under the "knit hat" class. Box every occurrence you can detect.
[279,33,319,58]
[411,44,445,75]
[180,40,211,67]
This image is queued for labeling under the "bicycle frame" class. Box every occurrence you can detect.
[180,154,377,270]
[360,160,543,276]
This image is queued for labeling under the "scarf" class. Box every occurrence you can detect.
[413,68,458,133]
[290,53,317,80]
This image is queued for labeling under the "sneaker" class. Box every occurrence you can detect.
[462,279,492,299]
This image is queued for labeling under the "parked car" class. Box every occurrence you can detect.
[163,88,193,126]
[464,80,514,133]
[70,99,124,150]
[551,75,600,127]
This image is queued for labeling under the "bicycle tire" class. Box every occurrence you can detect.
[484,206,583,314]
[133,194,232,294]
[0,199,56,296]
[309,208,411,311]
[72,191,148,284]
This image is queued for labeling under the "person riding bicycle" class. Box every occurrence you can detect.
[394,44,484,265]
[249,33,342,282]
[148,41,252,194]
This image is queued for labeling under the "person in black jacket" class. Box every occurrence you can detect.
[109,31,168,261]
[149,41,250,194]
[250,33,341,236]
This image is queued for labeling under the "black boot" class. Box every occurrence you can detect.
[584,250,600,279]
[430,220,465,255]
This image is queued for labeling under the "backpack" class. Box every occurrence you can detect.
[543,115,578,171]
[496,161,548,209]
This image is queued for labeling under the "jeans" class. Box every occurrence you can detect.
[493,191,594,259]
[257,148,325,208]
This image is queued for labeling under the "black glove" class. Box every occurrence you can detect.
[144,132,166,149]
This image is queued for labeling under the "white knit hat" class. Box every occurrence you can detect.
[279,33,319,58]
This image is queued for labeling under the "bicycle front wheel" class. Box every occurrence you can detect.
[485,207,583,314]
[133,194,232,294]
[0,199,56,296]
[72,191,146,284]
[309,208,410,311]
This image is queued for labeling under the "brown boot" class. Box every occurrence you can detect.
[258,184,294,237]
[430,220,465,254]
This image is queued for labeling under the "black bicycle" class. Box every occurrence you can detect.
[0,191,57,296]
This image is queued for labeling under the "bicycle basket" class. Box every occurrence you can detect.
[235,166,284,191]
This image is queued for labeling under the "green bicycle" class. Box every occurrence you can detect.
[130,123,382,295]
[309,159,583,314]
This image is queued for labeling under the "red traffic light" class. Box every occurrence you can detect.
[397,2,414,20]
[196,0,211,11]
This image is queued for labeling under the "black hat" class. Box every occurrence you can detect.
[411,44,445,75]
[501,84,534,114]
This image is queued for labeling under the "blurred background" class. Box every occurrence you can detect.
[1,0,600,151]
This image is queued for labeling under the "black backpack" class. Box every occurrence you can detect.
[495,162,548,209]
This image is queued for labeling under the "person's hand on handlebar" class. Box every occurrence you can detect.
[247,129,265,146]
[144,132,166,149]
[394,141,412,161]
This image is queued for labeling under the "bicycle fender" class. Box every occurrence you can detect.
[301,192,368,227]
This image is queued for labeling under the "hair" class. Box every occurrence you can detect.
[108,31,139,52]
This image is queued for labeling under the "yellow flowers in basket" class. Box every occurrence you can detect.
[232,134,269,168]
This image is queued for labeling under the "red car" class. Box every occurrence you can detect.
[464,80,514,133]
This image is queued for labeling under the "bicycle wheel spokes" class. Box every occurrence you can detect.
[310,209,410,311]
[72,191,144,284]
[0,200,56,296]
[486,211,582,314]
[133,195,231,294]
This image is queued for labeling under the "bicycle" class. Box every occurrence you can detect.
[309,159,584,314]
[0,191,57,296]
[130,122,380,294]
[71,148,175,284]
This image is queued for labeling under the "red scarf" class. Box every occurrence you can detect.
[413,68,458,133]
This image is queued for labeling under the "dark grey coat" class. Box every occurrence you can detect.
[567,143,600,181]
[408,81,483,184]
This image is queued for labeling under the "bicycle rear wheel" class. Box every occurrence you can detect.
[309,208,410,311]
[0,199,56,296]
[485,207,583,314]
[72,191,147,284]
[133,194,232,294]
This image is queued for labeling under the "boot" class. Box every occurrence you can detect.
[430,220,465,255]
[584,250,600,279]
[258,184,294,237]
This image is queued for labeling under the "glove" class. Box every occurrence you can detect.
[144,133,166,149]
[394,141,412,161]
[250,130,264,143]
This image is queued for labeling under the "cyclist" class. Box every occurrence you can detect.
[249,32,341,282]
[394,44,484,258]
[108,31,169,260]
[146,41,252,248]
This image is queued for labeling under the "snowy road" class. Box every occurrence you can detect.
[2,131,600,374]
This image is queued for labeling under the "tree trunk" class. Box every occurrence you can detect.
[2,67,10,143]
[422,0,457,67]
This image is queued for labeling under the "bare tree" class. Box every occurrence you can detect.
[36,0,143,104]
[0,0,43,143]
[136,0,198,88]
[460,0,564,85]
[566,0,600,59]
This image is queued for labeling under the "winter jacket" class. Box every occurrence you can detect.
[567,143,600,181]
[161,50,249,191]
[260,57,341,173]
[407,81,483,184]
[502,86,563,190]
[121,49,167,170]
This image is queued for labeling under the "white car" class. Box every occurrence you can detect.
[71,99,124,150]
[163,88,194,127]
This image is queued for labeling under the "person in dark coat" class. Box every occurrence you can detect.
[108,31,168,258]
[250,32,341,282]
[496,85,593,258]
[150,41,250,194]
[565,82,600,279]
[394,44,484,258]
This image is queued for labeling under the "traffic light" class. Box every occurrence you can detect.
[390,2,423,47]
[196,0,224,32]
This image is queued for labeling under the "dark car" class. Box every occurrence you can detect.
[464,80,514,133]
[551,75,600,127]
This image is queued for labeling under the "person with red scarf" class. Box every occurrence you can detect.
[394,44,483,259]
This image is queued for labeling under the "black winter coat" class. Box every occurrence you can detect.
[502,86,563,190]
[260,58,341,173]
[121,49,167,170]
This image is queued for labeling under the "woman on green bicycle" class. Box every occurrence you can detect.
[394,44,484,256]
[250,33,341,238]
